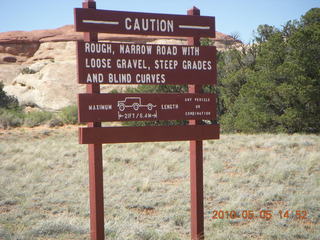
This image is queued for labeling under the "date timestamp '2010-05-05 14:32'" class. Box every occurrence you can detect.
[211,210,308,220]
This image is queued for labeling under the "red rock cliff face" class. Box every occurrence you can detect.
[0,25,239,62]
[0,24,239,43]
[0,25,178,62]
[0,25,240,110]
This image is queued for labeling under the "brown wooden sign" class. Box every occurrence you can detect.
[78,93,216,122]
[77,42,216,85]
[74,8,215,37]
[79,125,220,144]
[75,3,218,240]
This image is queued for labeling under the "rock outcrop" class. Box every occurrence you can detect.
[0,25,240,111]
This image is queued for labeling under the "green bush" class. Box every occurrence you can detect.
[48,118,64,128]
[0,108,24,129]
[0,82,23,129]
[0,82,80,129]
[29,220,86,236]
[0,82,19,109]
[24,111,53,127]
[58,105,78,125]
[217,8,320,133]
[21,67,36,74]
[160,232,181,240]
[134,230,160,240]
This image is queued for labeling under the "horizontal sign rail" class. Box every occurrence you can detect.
[79,124,220,144]
[74,8,215,37]
[77,42,216,85]
[78,93,216,122]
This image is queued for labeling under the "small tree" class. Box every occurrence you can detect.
[0,82,23,129]
[0,82,19,109]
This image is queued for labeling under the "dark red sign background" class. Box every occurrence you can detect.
[77,42,216,85]
[78,93,216,122]
[79,125,220,144]
[75,8,215,37]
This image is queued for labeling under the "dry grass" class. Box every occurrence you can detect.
[0,127,319,239]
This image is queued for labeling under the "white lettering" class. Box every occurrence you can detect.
[108,73,132,83]
[161,104,179,110]
[134,19,141,31]
[156,46,177,56]
[88,105,112,111]
[119,44,152,55]
[185,111,211,116]
[182,60,212,70]
[136,73,166,84]
[195,98,210,102]
[116,59,148,69]
[167,20,174,33]
[125,18,132,30]
[155,60,178,70]
[85,58,111,69]
[86,73,104,83]
[123,18,174,33]
[84,42,112,54]
[182,46,200,56]
[142,18,148,31]
[149,19,156,31]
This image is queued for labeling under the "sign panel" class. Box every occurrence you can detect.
[77,42,216,85]
[78,93,216,122]
[79,125,220,144]
[74,8,215,37]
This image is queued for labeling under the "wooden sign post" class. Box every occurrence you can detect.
[75,1,219,239]
[81,1,104,240]
[188,7,204,240]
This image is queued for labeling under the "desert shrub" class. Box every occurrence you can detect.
[0,226,10,240]
[160,232,181,240]
[21,67,36,74]
[134,230,160,240]
[58,105,78,124]
[29,220,86,236]
[173,215,185,227]
[0,83,23,129]
[0,108,24,129]
[0,82,19,109]
[24,111,53,127]
[109,89,119,93]
[48,118,64,128]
